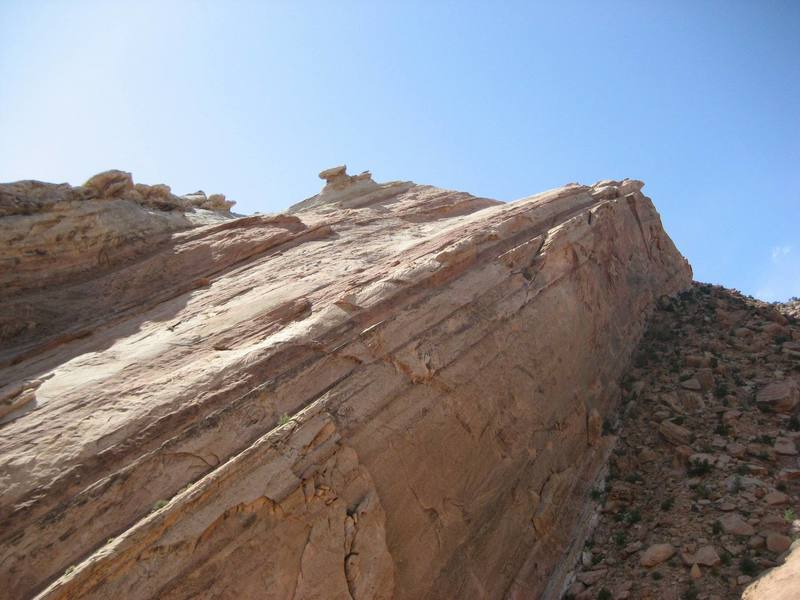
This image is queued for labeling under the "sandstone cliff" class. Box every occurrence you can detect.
[0,168,691,599]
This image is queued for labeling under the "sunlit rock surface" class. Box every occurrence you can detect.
[0,167,691,599]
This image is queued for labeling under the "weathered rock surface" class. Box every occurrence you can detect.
[640,543,676,567]
[743,543,800,600]
[0,168,691,599]
[0,171,238,364]
[757,380,799,414]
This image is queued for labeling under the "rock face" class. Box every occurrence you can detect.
[0,171,237,365]
[743,543,800,600]
[0,169,691,599]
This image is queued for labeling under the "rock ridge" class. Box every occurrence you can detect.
[1,169,237,217]
[0,169,691,599]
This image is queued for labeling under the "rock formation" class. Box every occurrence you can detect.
[0,167,696,599]
[0,171,237,365]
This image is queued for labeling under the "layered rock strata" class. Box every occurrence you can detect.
[0,168,691,599]
[0,171,236,365]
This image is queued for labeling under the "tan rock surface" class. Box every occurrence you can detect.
[0,170,691,599]
[0,172,238,364]
[743,543,800,600]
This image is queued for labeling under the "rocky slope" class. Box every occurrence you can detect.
[562,284,800,599]
[0,167,693,599]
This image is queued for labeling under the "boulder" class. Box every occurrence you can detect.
[84,169,134,198]
[182,190,236,212]
[659,420,693,445]
[640,544,676,567]
[719,514,756,536]
[764,491,789,506]
[774,437,798,456]
[680,377,702,391]
[757,381,799,413]
[694,545,721,566]
[133,183,185,211]
[766,533,792,553]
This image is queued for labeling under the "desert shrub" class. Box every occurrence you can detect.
[682,584,699,600]
[625,509,642,525]
[688,458,713,477]
[625,472,643,484]
[693,483,711,499]
[740,555,759,576]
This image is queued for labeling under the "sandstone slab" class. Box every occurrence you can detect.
[0,171,691,600]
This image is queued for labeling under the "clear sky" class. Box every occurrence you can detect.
[1,1,798,300]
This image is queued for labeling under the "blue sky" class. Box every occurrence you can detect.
[1,1,798,300]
